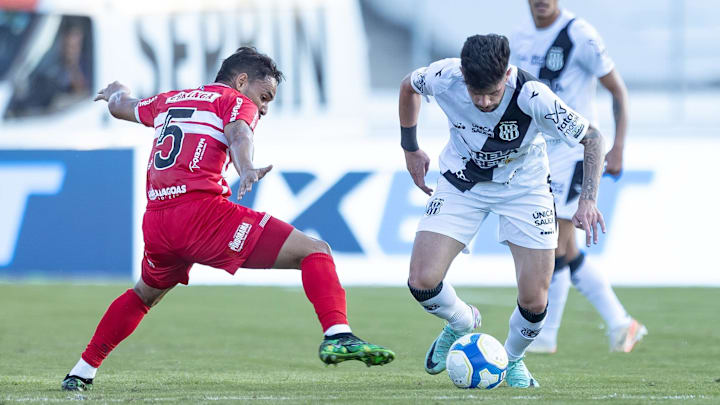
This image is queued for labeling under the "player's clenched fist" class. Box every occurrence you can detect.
[572,199,606,247]
[94,81,130,102]
[404,149,433,196]
[237,165,273,199]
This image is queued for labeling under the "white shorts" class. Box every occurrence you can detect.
[417,176,558,250]
[547,145,583,220]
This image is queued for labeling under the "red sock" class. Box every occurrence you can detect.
[81,289,150,368]
[300,253,348,332]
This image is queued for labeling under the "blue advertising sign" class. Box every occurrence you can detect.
[0,150,133,279]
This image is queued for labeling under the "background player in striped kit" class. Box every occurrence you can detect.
[510,0,647,353]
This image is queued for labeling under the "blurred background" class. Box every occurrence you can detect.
[0,0,718,286]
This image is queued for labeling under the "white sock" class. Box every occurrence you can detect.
[412,281,475,333]
[69,358,97,380]
[504,305,546,362]
[534,266,571,345]
[324,324,352,336]
[570,254,632,330]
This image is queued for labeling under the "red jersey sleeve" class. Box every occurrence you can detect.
[134,94,161,127]
[219,93,260,131]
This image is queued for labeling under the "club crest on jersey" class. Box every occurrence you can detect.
[497,121,520,141]
[425,198,444,216]
[545,46,564,72]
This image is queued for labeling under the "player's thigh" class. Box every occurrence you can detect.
[508,242,554,313]
[141,208,193,296]
[550,157,583,222]
[267,228,331,270]
[496,186,558,252]
[556,218,579,259]
[187,197,290,273]
[408,231,465,289]
[411,177,489,288]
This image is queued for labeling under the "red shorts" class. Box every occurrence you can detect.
[141,195,294,289]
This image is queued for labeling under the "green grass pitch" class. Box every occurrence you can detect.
[1,284,718,404]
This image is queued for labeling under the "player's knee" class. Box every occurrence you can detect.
[308,239,332,256]
[517,295,547,314]
[407,267,442,291]
[294,238,333,269]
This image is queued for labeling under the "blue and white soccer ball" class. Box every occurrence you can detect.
[446,333,508,389]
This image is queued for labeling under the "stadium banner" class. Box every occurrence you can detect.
[0,149,134,279]
[183,136,719,287]
[0,137,717,287]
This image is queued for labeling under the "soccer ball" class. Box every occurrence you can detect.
[446,333,508,389]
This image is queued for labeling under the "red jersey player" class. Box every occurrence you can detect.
[61,47,395,392]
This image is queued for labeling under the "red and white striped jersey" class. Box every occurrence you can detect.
[134,83,259,208]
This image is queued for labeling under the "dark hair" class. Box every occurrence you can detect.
[460,34,510,91]
[215,46,284,85]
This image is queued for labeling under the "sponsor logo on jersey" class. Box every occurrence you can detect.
[544,100,567,124]
[138,95,157,107]
[413,72,426,93]
[250,111,259,129]
[452,121,466,130]
[229,97,244,122]
[166,90,221,104]
[532,208,555,226]
[147,184,187,200]
[497,121,520,141]
[228,222,252,252]
[557,112,585,139]
[189,138,207,172]
[471,148,520,169]
[424,198,444,216]
[521,327,541,338]
[471,123,493,137]
[545,46,564,72]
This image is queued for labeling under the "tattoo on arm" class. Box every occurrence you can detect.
[579,126,605,201]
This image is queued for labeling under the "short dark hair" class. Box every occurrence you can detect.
[460,34,510,91]
[215,47,284,85]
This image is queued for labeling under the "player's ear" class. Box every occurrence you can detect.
[234,73,249,92]
[506,67,512,80]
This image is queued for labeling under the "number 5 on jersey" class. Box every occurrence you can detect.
[154,108,196,170]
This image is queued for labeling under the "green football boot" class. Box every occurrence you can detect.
[424,305,481,374]
[319,333,395,367]
[61,374,93,391]
[506,358,539,388]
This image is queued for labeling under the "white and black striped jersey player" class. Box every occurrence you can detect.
[506,0,643,356]
[510,8,616,219]
[409,58,589,249]
[399,34,606,388]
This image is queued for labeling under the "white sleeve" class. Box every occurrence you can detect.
[409,58,456,97]
[572,20,614,78]
[520,81,589,147]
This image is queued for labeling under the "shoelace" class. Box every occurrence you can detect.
[436,326,464,358]
[507,360,530,383]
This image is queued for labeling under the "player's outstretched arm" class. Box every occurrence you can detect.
[94,81,139,122]
[399,74,433,196]
[574,125,607,246]
[225,119,272,199]
[599,69,629,177]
